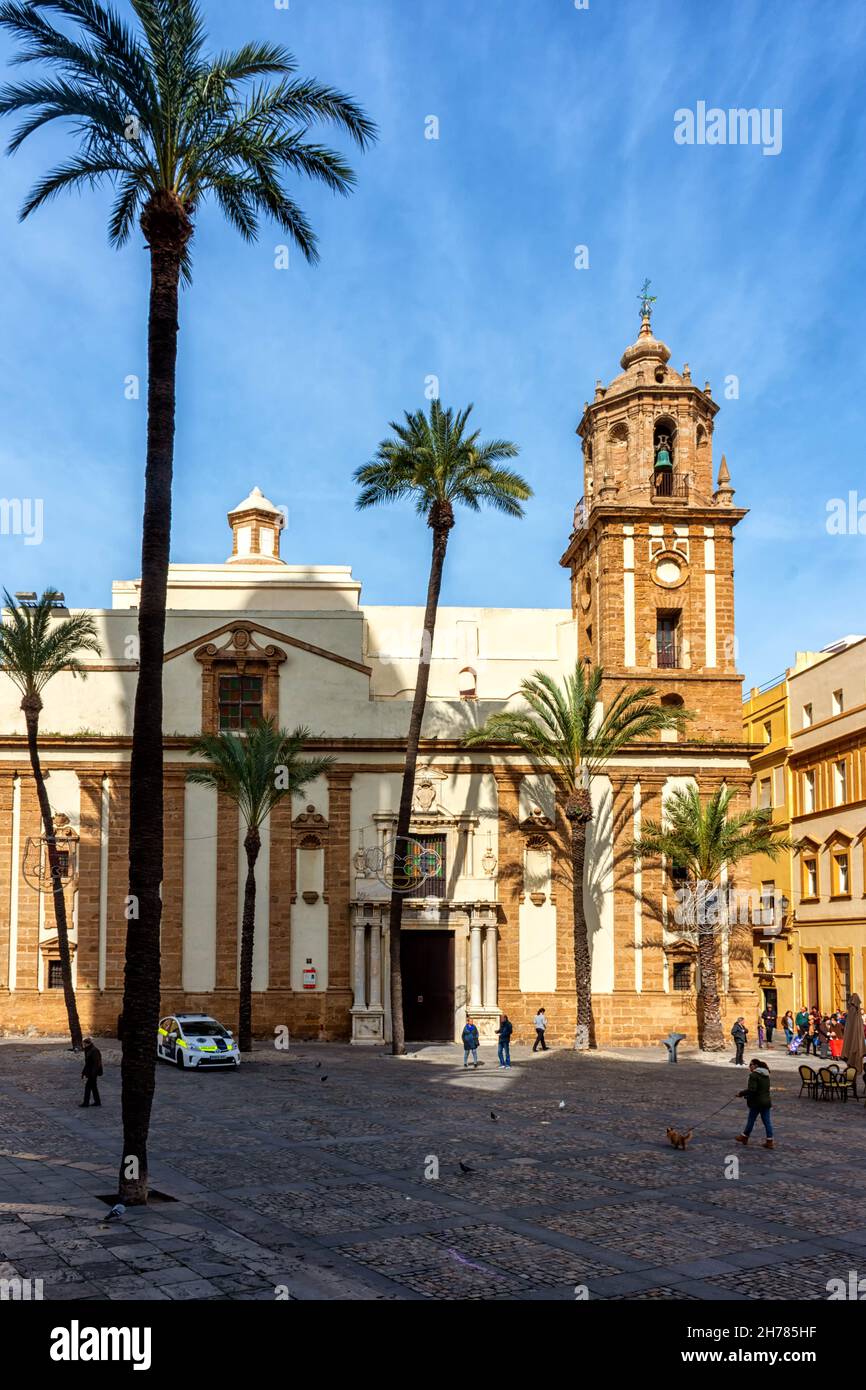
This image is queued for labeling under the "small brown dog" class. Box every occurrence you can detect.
[665,1126,693,1150]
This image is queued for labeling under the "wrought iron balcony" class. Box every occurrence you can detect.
[651,470,689,500]
[656,646,680,669]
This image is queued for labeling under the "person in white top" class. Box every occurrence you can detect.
[532,1007,548,1052]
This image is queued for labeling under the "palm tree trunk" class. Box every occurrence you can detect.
[388,512,452,1054]
[238,827,260,1054]
[23,698,82,1051]
[696,881,726,1050]
[567,791,595,1049]
[119,197,189,1205]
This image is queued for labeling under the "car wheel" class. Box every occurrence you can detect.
[175,1052,185,1069]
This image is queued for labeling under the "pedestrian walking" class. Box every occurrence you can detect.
[80,1037,103,1107]
[497,1014,513,1069]
[757,1017,765,1050]
[795,1006,809,1041]
[782,1010,794,1046]
[735,1059,774,1149]
[761,1002,777,1044]
[462,1016,480,1069]
[532,1007,548,1052]
[731,1016,748,1065]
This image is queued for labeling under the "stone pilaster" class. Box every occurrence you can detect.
[214,792,239,990]
[268,797,293,990]
[161,770,186,991]
[75,772,105,994]
[325,768,353,1035]
[104,770,130,993]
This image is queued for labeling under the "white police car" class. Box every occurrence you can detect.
[157,1014,240,1069]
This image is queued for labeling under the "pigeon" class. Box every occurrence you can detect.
[105,1203,126,1222]
[315,1062,322,1069]
[458,1161,475,1174]
[558,1101,566,1110]
[490,1111,497,1121]
[320,1075,328,1082]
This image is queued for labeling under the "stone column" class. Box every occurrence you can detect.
[161,770,186,994]
[469,918,483,1009]
[75,772,104,993]
[0,771,14,992]
[369,920,382,1009]
[484,922,498,1009]
[352,920,367,1011]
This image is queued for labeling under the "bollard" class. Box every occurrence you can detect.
[662,1031,687,1063]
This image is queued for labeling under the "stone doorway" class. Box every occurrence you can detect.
[401,930,454,1041]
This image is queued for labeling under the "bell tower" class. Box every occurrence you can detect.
[560,289,747,737]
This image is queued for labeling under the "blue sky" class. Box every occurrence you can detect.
[1,0,865,690]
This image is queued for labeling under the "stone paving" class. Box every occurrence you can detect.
[1,1037,865,1301]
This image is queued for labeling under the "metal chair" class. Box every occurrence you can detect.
[818,1065,849,1101]
[798,1064,819,1099]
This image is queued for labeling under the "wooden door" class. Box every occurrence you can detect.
[401,931,454,1040]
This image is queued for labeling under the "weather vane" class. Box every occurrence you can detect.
[638,278,657,321]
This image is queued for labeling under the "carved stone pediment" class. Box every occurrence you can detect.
[293,803,329,832]
[194,622,287,676]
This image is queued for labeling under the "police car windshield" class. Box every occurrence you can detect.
[182,1020,227,1037]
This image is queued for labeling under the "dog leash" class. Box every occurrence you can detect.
[687,1093,741,1133]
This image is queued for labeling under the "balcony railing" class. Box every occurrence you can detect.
[651,470,689,500]
[656,646,680,669]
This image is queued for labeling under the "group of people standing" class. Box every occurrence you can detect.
[460,1008,550,1068]
[781,1006,848,1057]
[735,1002,862,1061]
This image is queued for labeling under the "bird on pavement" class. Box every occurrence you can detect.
[458,1161,475,1174]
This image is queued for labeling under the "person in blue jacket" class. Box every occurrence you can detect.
[497,1014,513,1069]
[462,1016,480,1068]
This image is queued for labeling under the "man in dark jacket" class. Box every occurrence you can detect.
[497,1014,513,1069]
[730,1016,748,1065]
[461,1017,480,1068]
[80,1037,103,1107]
[761,1003,777,1044]
[735,1060,773,1148]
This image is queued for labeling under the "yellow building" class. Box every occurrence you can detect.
[743,673,796,1019]
[744,636,866,1023]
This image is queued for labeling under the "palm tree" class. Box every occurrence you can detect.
[465,663,687,1049]
[355,400,531,1053]
[634,784,789,1051]
[187,719,334,1053]
[0,0,375,1203]
[0,589,101,1050]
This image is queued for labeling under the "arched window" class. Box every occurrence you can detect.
[458,667,477,701]
[660,691,684,742]
[653,416,678,496]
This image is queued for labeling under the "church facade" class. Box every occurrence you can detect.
[0,314,757,1047]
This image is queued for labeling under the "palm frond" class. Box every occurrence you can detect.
[355,401,530,523]
[0,589,102,698]
[1,0,376,255]
[187,719,335,829]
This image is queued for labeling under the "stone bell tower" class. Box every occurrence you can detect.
[560,292,747,738]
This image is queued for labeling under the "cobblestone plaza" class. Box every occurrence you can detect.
[2,1041,864,1302]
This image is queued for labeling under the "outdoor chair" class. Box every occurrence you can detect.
[798,1064,819,1099]
[818,1065,848,1101]
[841,1065,857,1099]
